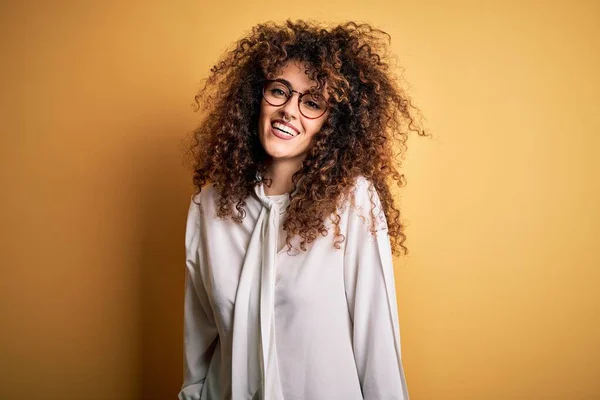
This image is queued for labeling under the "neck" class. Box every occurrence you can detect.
[263,157,303,196]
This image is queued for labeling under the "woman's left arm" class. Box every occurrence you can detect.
[344,178,409,400]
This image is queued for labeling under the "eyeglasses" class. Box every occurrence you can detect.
[262,79,329,119]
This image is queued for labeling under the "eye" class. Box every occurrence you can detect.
[265,81,290,99]
[302,96,326,111]
[305,101,321,110]
[270,88,288,98]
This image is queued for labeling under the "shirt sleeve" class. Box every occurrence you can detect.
[343,178,409,400]
[178,196,219,400]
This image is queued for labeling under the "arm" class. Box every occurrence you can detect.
[178,197,219,400]
[344,178,409,400]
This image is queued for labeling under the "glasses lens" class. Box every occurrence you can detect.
[263,81,328,119]
[300,94,328,119]
[263,81,289,106]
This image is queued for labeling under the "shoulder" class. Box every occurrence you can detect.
[348,175,383,208]
[188,183,221,220]
[191,183,219,207]
[344,175,388,232]
[353,175,376,195]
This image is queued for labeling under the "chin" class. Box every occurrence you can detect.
[259,124,306,161]
[263,144,291,160]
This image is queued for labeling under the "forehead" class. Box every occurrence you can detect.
[269,61,323,93]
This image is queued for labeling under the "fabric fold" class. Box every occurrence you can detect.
[231,179,289,400]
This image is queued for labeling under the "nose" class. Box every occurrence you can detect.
[280,91,300,119]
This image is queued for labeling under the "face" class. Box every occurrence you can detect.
[258,61,330,163]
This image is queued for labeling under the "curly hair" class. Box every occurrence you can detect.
[187,19,427,256]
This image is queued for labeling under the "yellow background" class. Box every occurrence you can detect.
[1,1,598,399]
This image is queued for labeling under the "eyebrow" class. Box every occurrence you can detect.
[274,78,319,95]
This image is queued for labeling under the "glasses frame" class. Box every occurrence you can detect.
[261,79,329,120]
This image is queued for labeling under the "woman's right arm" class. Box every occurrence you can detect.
[178,197,219,400]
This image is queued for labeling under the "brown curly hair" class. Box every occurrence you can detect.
[187,19,427,256]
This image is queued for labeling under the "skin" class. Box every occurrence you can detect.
[258,61,330,195]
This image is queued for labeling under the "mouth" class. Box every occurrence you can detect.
[271,120,300,137]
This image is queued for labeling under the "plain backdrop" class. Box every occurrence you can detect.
[1,1,599,399]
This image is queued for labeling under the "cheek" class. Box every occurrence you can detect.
[258,104,271,134]
[259,100,274,119]
[305,119,327,137]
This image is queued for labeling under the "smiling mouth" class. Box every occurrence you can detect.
[271,121,299,137]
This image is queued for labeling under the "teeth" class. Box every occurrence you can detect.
[272,122,297,137]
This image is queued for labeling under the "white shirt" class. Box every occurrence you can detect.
[179,176,408,400]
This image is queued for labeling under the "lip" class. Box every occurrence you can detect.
[272,119,300,135]
[270,125,296,140]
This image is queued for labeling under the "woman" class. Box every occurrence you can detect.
[180,20,425,400]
